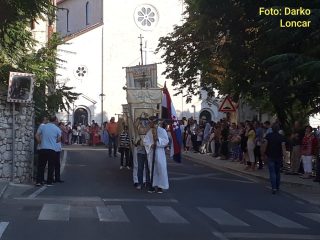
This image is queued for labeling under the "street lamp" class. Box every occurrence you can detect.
[191,105,196,119]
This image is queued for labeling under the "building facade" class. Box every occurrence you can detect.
[55,0,226,125]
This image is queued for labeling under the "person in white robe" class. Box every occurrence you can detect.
[143,119,169,192]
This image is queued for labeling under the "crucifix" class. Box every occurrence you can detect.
[138,34,144,65]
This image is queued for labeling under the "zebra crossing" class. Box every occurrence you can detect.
[0,222,9,239]
[1,207,320,240]
[35,203,320,229]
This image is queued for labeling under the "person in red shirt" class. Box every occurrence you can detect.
[107,117,119,157]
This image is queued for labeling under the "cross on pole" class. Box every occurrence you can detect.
[138,34,144,65]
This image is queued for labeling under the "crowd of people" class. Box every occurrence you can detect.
[35,113,320,195]
[34,115,169,194]
[57,120,105,146]
[179,116,320,193]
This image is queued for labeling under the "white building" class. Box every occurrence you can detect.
[55,0,223,125]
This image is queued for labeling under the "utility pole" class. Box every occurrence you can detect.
[100,0,104,126]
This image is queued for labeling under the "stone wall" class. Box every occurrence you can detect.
[0,92,35,183]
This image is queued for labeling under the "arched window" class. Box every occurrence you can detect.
[85,1,90,25]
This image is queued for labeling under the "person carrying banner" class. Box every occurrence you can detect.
[143,117,169,193]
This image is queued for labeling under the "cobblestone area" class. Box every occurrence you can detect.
[0,92,34,183]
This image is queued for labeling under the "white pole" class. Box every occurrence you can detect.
[100,0,104,126]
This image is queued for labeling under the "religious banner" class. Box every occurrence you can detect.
[7,72,35,103]
[125,64,157,88]
[127,88,162,104]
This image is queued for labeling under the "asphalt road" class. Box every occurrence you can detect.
[1,148,320,240]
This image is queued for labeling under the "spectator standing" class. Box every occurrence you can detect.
[209,127,215,157]
[102,121,109,147]
[54,122,63,183]
[220,122,229,160]
[288,121,304,175]
[245,122,256,170]
[107,117,119,157]
[229,123,240,161]
[35,117,48,185]
[72,125,78,144]
[119,126,131,169]
[239,123,247,164]
[190,119,198,152]
[261,124,286,194]
[214,123,222,157]
[300,126,318,179]
[254,121,264,169]
[197,125,204,153]
[35,116,61,186]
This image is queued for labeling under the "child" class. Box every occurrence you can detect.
[118,126,131,169]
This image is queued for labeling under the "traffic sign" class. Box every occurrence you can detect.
[218,96,236,112]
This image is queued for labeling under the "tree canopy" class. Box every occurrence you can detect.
[0,0,79,122]
[157,0,320,130]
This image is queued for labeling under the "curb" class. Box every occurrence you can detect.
[183,154,319,190]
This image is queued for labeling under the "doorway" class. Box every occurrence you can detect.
[74,107,89,125]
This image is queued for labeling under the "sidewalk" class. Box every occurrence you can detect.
[183,151,320,206]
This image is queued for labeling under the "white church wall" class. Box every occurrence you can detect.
[56,25,103,124]
[56,0,202,123]
[102,0,199,120]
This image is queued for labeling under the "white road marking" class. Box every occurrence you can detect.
[27,186,47,199]
[170,173,220,181]
[96,205,129,222]
[212,231,230,240]
[102,198,178,203]
[248,210,307,229]
[147,206,189,224]
[221,232,320,239]
[199,207,249,226]
[297,212,320,223]
[38,204,70,221]
[60,150,68,174]
[62,147,107,151]
[0,222,9,239]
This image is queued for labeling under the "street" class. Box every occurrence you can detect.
[1,148,320,240]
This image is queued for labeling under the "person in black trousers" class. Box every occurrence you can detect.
[118,126,131,169]
[35,116,61,186]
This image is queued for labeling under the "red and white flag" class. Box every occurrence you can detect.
[161,83,182,163]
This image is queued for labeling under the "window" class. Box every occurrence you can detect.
[134,4,159,31]
[86,1,90,25]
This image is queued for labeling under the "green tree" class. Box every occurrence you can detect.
[0,0,79,122]
[157,0,320,131]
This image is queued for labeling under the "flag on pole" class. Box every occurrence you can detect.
[161,83,182,163]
